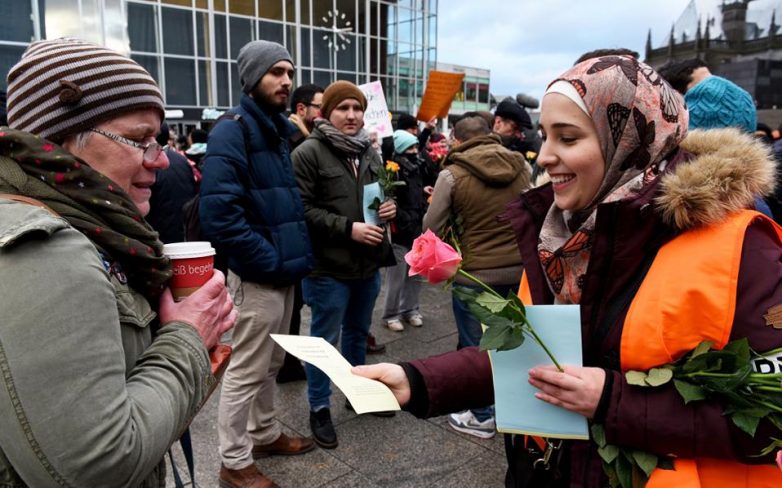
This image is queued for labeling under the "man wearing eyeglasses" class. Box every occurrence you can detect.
[288,83,323,150]
[199,40,315,488]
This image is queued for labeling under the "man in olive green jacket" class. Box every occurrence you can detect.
[291,81,396,449]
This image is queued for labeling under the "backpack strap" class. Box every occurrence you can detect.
[216,112,252,163]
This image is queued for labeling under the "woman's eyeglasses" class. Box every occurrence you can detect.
[90,128,163,162]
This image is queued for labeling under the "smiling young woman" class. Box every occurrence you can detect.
[352,55,782,488]
[537,93,604,212]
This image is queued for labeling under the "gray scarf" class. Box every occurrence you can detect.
[314,118,371,156]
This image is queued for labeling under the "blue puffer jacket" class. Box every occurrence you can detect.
[199,94,313,286]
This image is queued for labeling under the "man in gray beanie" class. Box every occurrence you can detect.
[200,39,315,488]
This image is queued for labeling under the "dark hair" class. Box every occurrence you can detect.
[657,58,708,95]
[176,134,189,150]
[757,123,773,138]
[397,113,418,131]
[574,48,639,65]
[190,128,208,144]
[454,116,490,141]
[462,111,495,129]
[290,83,323,111]
[429,132,446,143]
[156,122,170,147]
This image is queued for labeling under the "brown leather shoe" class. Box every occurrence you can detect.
[219,464,278,488]
[252,432,316,459]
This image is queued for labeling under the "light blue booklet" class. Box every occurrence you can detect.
[488,304,589,440]
[362,182,383,225]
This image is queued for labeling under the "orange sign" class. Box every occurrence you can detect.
[416,71,465,121]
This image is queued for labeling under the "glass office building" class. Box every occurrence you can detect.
[1,0,437,125]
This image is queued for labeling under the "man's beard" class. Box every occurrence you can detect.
[252,86,287,113]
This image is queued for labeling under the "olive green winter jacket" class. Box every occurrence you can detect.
[0,200,213,487]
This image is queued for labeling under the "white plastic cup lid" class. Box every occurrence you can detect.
[162,241,216,259]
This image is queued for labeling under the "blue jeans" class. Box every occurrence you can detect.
[452,283,517,422]
[303,273,382,410]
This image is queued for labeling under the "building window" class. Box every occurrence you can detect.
[165,58,197,105]
[196,12,209,57]
[478,82,489,103]
[162,7,194,56]
[312,27,332,69]
[216,61,230,106]
[229,0,254,16]
[161,0,193,6]
[214,14,228,59]
[259,0,282,20]
[231,62,242,105]
[131,54,160,84]
[229,16,252,58]
[259,20,283,45]
[466,82,477,102]
[313,69,333,90]
[1,2,34,43]
[299,0,310,24]
[300,27,312,66]
[1,45,27,90]
[128,2,158,53]
[336,34,356,71]
[300,68,312,84]
[198,60,211,106]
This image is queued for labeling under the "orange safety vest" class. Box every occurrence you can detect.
[519,210,782,487]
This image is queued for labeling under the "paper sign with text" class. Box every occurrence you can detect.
[358,81,393,138]
[416,71,465,121]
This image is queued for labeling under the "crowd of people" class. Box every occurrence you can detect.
[1,36,782,488]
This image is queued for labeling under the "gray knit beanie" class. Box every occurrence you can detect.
[6,38,164,143]
[237,40,294,94]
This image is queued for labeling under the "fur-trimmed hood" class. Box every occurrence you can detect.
[656,128,776,230]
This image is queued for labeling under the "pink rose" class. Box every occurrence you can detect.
[777,450,782,471]
[405,229,462,284]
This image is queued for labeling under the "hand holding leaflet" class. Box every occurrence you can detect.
[271,334,400,414]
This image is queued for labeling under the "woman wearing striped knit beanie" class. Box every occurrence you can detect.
[0,38,235,486]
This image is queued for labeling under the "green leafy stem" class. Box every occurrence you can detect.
[451,270,562,371]
[593,339,782,488]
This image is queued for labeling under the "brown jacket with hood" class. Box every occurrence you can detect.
[424,134,530,283]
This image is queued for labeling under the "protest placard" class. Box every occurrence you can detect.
[358,80,393,138]
[416,71,465,121]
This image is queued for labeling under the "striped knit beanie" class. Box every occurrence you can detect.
[6,38,164,143]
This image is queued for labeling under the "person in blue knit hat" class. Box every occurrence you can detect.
[685,73,756,133]
[660,60,773,217]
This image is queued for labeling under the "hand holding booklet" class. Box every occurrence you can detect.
[488,304,589,440]
[271,334,400,414]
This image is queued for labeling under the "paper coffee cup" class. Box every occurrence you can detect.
[163,242,216,301]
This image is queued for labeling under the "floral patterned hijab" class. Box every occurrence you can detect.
[537,56,688,304]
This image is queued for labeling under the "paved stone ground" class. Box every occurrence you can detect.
[167,275,507,487]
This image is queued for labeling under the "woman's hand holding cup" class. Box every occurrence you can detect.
[159,242,236,350]
[159,270,236,349]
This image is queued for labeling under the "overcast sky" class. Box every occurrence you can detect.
[435,0,766,103]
